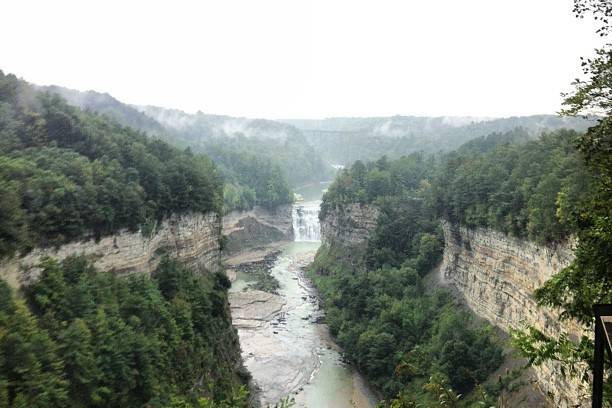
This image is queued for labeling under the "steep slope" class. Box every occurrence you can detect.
[440,221,587,406]
[0,70,247,407]
[311,131,594,406]
[0,71,222,257]
[136,105,334,187]
[39,85,166,135]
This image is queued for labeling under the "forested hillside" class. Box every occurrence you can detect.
[0,71,222,257]
[137,105,333,188]
[0,70,250,407]
[0,256,247,408]
[286,115,594,165]
[42,85,332,212]
[312,127,598,406]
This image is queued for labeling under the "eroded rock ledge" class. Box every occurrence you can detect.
[440,220,588,407]
[0,211,221,287]
[320,203,379,248]
[222,205,293,254]
[229,290,286,329]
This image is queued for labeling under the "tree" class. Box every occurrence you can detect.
[514,0,612,402]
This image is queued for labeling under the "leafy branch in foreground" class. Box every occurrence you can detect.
[513,2,612,403]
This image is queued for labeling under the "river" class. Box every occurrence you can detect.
[228,183,378,408]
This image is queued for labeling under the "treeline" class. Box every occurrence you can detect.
[311,152,503,405]
[431,129,592,244]
[201,140,293,212]
[46,85,333,213]
[0,71,222,257]
[0,256,248,408]
[322,128,591,244]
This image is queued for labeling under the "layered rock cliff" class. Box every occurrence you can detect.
[440,220,588,407]
[222,205,293,253]
[0,211,221,287]
[320,204,379,248]
[318,203,589,406]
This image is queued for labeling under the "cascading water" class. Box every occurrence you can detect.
[292,201,321,242]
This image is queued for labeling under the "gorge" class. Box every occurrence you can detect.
[226,184,378,407]
[1,27,610,405]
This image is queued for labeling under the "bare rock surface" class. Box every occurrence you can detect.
[320,203,379,247]
[0,212,221,287]
[229,290,286,329]
[222,205,293,253]
[440,220,588,407]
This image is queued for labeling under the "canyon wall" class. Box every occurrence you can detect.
[318,203,589,406]
[440,220,588,407]
[222,205,293,253]
[0,211,221,288]
[320,204,379,248]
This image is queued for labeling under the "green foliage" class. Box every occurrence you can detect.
[0,71,223,258]
[430,129,592,244]
[0,256,246,407]
[512,3,612,403]
[311,154,503,403]
[204,141,294,211]
[245,267,280,294]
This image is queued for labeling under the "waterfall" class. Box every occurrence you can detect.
[292,201,321,242]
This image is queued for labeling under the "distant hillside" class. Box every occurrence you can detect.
[283,115,595,165]
[138,105,302,142]
[39,85,166,136]
[132,106,334,188]
[0,70,222,256]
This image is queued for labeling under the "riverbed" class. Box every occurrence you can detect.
[227,193,378,407]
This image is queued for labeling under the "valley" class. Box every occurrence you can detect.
[225,184,378,407]
[1,3,611,403]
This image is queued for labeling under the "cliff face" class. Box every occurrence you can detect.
[440,220,588,407]
[222,205,293,253]
[318,203,589,406]
[0,212,221,287]
[320,204,379,248]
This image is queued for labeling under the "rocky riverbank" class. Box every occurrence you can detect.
[227,241,377,407]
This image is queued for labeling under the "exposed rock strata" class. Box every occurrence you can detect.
[320,204,379,247]
[440,220,588,407]
[318,203,589,407]
[0,212,221,287]
[222,205,293,253]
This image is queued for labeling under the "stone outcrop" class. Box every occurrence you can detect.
[229,290,286,329]
[440,220,588,407]
[222,205,293,253]
[320,204,379,248]
[0,212,221,287]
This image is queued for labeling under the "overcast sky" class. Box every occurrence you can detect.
[1,0,604,119]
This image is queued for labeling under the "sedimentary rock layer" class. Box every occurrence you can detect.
[440,220,588,407]
[222,205,293,253]
[0,212,221,287]
[320,204,379,248]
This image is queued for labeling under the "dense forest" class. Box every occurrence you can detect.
[0,255,248,408]
[312,124,604,405]
[311,154,504,406]
[46,86,333,212]
[137,106,332,209]
[0,70,253,407]
[0,71,223,257]
[321,128,591,245]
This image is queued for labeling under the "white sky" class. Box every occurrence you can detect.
[0,0,604,119]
